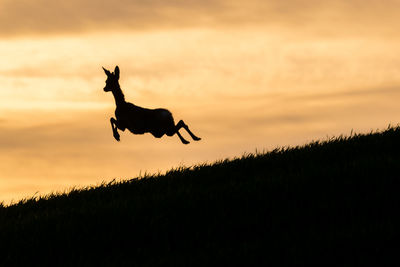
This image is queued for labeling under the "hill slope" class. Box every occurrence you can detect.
[1,126,400,265]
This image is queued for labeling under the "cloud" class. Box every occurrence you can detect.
[0,114,105,150]
[1,0,400,37]
[0,0,228,36]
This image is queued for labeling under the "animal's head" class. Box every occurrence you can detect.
[102,66,120,92]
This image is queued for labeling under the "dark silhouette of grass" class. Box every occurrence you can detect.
[1,126,400,266]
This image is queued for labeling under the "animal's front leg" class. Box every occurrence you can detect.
[110,117,120,141]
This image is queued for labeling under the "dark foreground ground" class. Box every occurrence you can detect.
[1,126,400,266]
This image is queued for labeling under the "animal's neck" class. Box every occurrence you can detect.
[112,85,126,106]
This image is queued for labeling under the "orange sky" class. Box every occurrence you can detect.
[1,0,400,204]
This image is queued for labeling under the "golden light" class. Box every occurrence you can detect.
[1,0,400,204]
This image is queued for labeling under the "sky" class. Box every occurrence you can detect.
[1,0,400,204]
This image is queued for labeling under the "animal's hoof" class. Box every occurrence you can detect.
[193,136,201,141]
[114,133,120,141]
[182,140,190,144]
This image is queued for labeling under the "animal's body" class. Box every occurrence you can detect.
[115,103,174,137]
[103,66,201,144]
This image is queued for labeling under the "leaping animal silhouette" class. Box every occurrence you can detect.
[103,66,201,144]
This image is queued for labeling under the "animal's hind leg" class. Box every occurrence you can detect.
[176,131,190,144]
[167,121,189,144]
[177,120,201,141]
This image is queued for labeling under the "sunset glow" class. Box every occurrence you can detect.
[1,0,400,203]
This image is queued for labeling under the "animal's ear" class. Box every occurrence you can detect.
[114,66,120,80]
[102,67,111,76]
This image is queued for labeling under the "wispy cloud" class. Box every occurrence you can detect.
[1,0,399,36]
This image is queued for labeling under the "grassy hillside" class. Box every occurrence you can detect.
[1,126,400,266]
